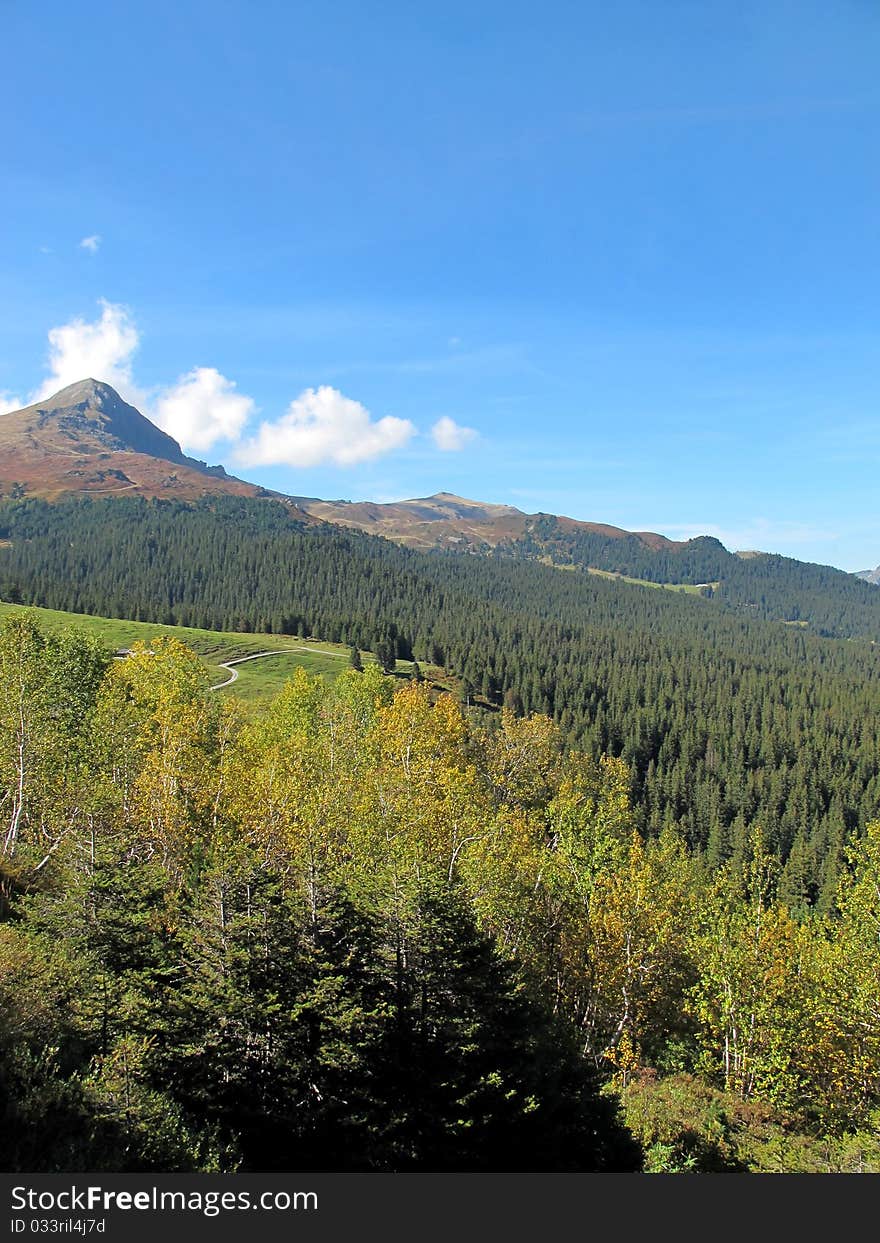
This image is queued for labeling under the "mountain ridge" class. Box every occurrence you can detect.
[1,380,874,597]
[0,379,710,555]
[289,490,691,555]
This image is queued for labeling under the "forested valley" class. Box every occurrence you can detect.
[2,615,880,1172]
[3,494,880,903]
[507,514,880,638]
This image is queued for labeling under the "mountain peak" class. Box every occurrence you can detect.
[45,377,122,409]
[0,377,268,502]
[15,377,190,466]
[417,492,524,518]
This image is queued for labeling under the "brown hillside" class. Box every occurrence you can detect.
[294,492,685,554]
[0,379,272,502]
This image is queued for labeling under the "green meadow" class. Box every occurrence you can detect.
[585,567,719,595]
[0,601,452,704]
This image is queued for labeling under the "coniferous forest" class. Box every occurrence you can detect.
[2,614,880,1173]
[3,495,880,905]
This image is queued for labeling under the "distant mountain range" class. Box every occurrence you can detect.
[0,379,704,554]
[1,379,876,596]
[289,491,694,556]
[857,567,880,586]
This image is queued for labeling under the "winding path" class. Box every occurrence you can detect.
[209,646,347,691]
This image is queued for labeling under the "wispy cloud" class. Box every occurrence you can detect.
[431,416,478,452]
[0,391,24,415]
[392,342,530,377]
[324,342,533,381]
[79,234,101,253]
[650,518,840,554]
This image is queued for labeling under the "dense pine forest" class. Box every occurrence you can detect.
[2,495,880,903]
[508,514,880,638]
[2,614,880,1172]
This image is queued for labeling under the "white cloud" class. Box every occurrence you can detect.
[24,301,255,453]
[79,235,101,253]
[153,367,256,453]
[236,385,415,468]
[431,415,478,452]
[15,301,418,468]
[34,299,143,405]
[0,391,24,415]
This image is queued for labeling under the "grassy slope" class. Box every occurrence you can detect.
[538,558,717,595]
[0,601,452,704]
[585,567,718,595]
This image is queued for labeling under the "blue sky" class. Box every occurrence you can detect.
[1,0,878,569]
